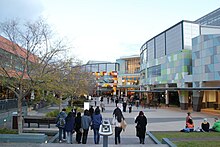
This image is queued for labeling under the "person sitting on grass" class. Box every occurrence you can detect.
[200,118,210,132]
[210,118,220,132]
[181,118,194,132]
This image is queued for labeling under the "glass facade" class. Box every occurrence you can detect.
[183,22,200,49]
[81,62,119,73]
[147,65,161,78]
[155,33,165,58]
[116,56,140,93]
[140,21,220,86]
[166,23,182,55]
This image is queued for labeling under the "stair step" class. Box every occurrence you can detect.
[55,135,157,145]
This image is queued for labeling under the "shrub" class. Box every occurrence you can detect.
[0,128,17,134]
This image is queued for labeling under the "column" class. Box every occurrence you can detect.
[192,91,204,112]
[165,90,169,106]
[192,82,204,112]
[177,83,189,110]
[165,84,169,106]
[178,91,189,110]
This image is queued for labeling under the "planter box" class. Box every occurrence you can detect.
[0,133,48,143]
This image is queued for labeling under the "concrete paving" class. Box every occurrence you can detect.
[1,97,220,147]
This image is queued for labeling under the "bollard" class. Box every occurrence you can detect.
[99,120,113,147]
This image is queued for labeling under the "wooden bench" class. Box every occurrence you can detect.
[24,117,56,128]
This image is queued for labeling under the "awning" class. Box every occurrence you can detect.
[96,89,113,92]
[117,85,140,88]
[127,90,164,93]
[153,87,220,91]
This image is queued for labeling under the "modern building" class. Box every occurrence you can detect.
[116,55,140,97]
[192,34,220,110]
[139,20,220,111]
[195,7,220,26]
[81,61,119,96]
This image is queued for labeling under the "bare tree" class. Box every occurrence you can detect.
[0,18,69,133]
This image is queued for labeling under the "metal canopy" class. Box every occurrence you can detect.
[153,87,220,91]
[117,85,140,88]
[127,90,164,93]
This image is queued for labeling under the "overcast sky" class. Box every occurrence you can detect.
[0,0,220,63]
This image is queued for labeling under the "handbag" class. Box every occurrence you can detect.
[121,119,127,131]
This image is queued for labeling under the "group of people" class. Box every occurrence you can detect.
[56,101,149,145]
[56,106,102,144]
[181,112,220,132]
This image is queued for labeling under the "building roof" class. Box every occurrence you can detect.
[153,87,220,91]
[195,7,220,25]
[119,54,140,59]
[86,60,113,64]
[0,35,37,63]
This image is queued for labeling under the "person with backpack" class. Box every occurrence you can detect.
[65,112,75,144]
[56,108,67,142]
[81,109,92,144]
[92,107,102,144]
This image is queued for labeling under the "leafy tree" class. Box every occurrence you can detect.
[0,18,69,133]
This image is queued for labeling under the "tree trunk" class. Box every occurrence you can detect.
[17,86,23,134]
[59,95,62,112]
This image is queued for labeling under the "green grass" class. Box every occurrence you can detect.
[152,132,220,147]
[175,141,220,147]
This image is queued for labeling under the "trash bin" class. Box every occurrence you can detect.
[12,112,18,129]
[99,120,113,147]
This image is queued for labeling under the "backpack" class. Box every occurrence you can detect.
[58,117,66,128]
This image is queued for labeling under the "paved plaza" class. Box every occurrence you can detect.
[0,97,220,147]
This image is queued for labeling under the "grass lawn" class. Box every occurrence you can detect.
[152,131,220,147]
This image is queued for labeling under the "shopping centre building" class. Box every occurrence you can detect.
[116,55,140,97]
[81,61,119,96]
[140,8,220,111]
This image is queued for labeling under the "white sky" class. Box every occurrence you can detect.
[0,0,220,63]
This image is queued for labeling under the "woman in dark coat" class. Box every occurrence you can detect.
[65,112,75,144]
[135,111,147,144]
[75,112,82,144]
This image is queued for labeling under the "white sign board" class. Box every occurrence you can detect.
[84,102,90,110]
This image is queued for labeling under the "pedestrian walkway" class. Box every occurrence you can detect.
[1,96,219,147]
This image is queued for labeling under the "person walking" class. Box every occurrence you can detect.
[92,108,102,144]
[113,104,124,144]
[100,101,105,112]
[122,101,127,112]
[75,112,82,144]
[81,110,92,144]
[128,102,132,113]
[65,112,75,144]
[56,108,67,142]
[135,111,148,144]
[89,106,94,118]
